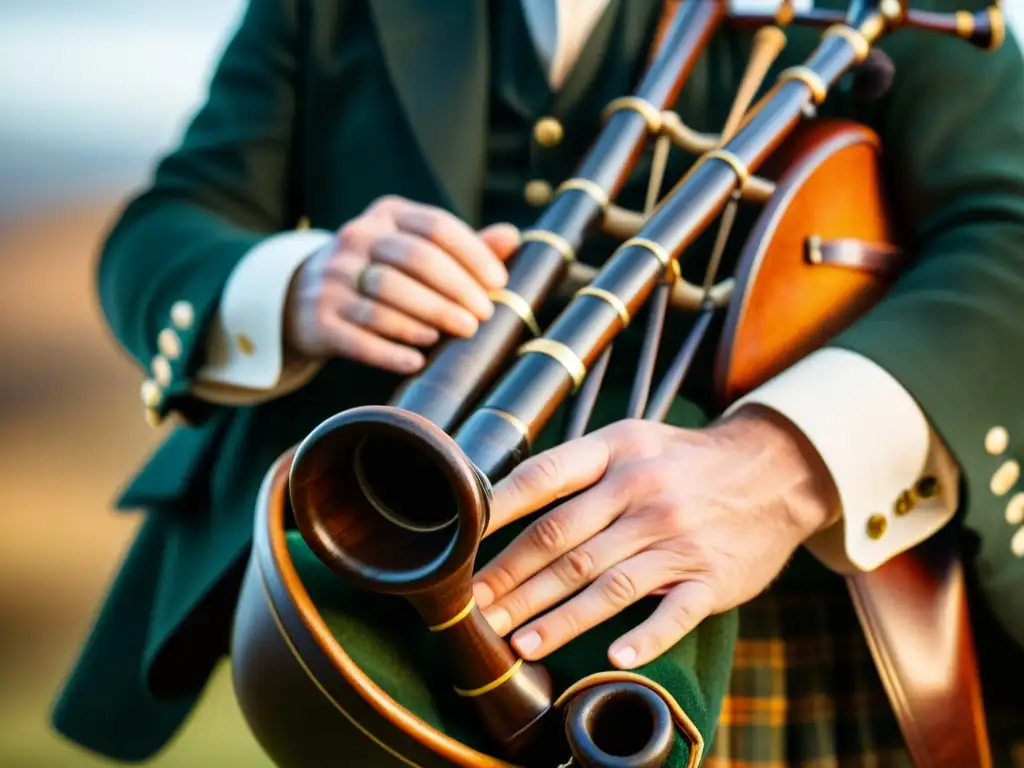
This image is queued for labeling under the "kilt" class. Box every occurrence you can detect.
[707,574,1024,768]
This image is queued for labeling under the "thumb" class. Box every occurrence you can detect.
[479,222,521,261]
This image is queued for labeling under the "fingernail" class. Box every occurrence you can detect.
[610,645,637,668]
[513,631,541,657]
[482,607,511,636]
[418,329,440,346]
[486,265,509,289]
[469,294,495,321]
[455,311,479,337]
[397,350,425,372]
[472,581,494,609]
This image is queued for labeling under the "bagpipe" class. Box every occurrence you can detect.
[231,1,1005,765]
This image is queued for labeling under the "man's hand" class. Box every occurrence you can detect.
[285,195,520,374]
[471,407,839,669]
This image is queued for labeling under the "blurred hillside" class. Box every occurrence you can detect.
[0,1,270,765]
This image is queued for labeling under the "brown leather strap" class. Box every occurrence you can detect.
[846,532,992,767]
[805,235,904,277]
[804,233,991,764]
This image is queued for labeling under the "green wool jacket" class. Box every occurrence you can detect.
[53,0,1024,764]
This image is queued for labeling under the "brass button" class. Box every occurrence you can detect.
[893,490,915,516]
[144,407,163,428]
[1005,492,1024,525]
[151,355,172,387]
[235,333,257,356]
[170,300,195,331]
[533,117,564,148]
[915,475,939,499]
[140,379,161,408]
[866,514,888,540]
[990,459,1020,497]
[157,328,182,360]
[879,0,902,20]
[1012,526,1024,558]
[524,179,553,207]
[985,426,1009,455]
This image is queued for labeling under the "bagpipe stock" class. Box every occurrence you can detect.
[232,1,1006,766]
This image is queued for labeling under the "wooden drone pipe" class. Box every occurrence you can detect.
[287,2,728,762]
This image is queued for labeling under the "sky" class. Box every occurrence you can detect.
[0,0,1021,216]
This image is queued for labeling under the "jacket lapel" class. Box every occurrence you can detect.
[367,0,489,225]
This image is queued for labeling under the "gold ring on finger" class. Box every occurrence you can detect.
[356,262,374,296]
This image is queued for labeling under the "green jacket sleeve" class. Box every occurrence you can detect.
[832,14,1024,646]
[97,0,305,426]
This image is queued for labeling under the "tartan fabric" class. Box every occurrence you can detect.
[704,578,1024,768]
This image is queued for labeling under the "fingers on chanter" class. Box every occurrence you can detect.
[509,548,678,661]
[480,519,653,637]
[608,578,717,669]
[393,203,509,290]
[485,435,615,536]
[319,310,426,375]
[371,230,495,321]
[358,261,480,338]
[475,482,625,610]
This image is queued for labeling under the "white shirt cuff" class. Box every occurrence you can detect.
[727,347,960,573]
[191,228,336,405]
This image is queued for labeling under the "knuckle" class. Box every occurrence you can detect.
[347,297,376,327]
[668,602,699,638]
[601,567,639,607]
[500,592,529,624]
[558,609,582,640]
[608,418,647,449]
[314,302,335,330]
[643,632,670,660]
[646,468,676,498]
[483,563,518,597]
[402,240,433,271]
[529,514,567,555]
[371,194,404,214]
[558,548,595,586]
[512,453,562,498]
[337,220,366,250]
[650,500,686,532]
[531,452,563,487]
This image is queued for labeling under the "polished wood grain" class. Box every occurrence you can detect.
[289,407,557,759]
[564,683,675,768]
[848,529,992,768]
[389,0,727,434]
[234,448,524,768]
[714,119,900,404]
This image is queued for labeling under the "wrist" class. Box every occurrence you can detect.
[713,404,840,539]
